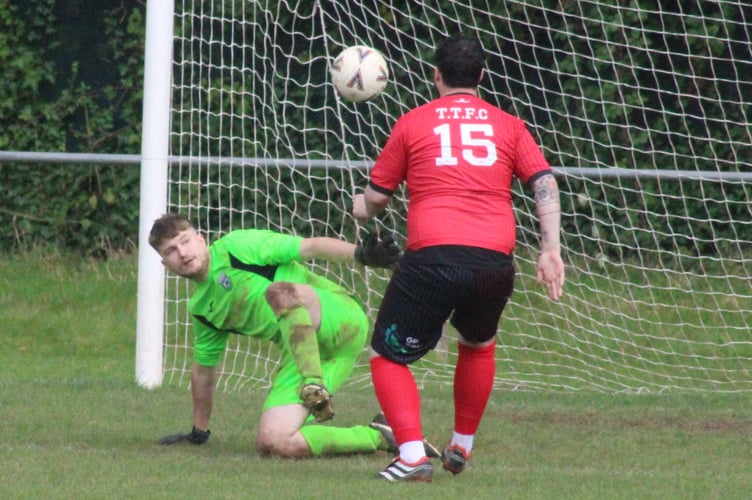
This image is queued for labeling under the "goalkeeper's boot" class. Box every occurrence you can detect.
[441,443,472,475]
[378,456,433,483]
[300,383,334,422]
[369,413,441,458]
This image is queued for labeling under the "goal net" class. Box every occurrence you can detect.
[161,0,752,393]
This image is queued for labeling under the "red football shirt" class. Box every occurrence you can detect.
[369,93,551,254]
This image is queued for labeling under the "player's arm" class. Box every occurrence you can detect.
[159,318,226,446]
[299,238,357,262]
[157,362,216,445]
[191,362,217,432]
[353,185,392,222]
[532,172,565,301]
[299,231,400,268]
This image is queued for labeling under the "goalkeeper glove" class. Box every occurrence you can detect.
[158,426,211,445]
[354,233,400,268]
[300,383,334,422]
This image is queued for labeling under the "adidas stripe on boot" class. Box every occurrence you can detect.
[378,456,433,482]
[369,413,441,458]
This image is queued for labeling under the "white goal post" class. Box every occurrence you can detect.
[135,0,174,388]
[136,1,752,393]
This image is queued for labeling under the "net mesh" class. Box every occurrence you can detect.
[163,0,752,393]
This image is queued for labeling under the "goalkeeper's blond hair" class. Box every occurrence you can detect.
[148,213,194,250]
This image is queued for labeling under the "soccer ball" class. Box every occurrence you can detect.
[330,45,389,103]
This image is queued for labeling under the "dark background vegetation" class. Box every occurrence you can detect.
[0,0,749,257]
[0,0,143,255]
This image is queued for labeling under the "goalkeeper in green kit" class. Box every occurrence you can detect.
[148,214,436,458]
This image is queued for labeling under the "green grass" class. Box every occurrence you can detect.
[2,250,752,499]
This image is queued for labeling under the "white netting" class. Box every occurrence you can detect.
[162,0,752,393]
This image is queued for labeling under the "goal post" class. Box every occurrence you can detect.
[135,0,175,388]
[138,1,752,393]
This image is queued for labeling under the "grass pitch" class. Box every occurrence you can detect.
[1,250,751,499]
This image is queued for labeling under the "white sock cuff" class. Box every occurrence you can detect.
[399,440,427,463]
[451,431,474,452]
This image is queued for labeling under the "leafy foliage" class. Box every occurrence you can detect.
[0,1,144,256]
[1,1,750,257]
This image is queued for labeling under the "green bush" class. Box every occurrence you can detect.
[0,1,144,256]
[1,1,749,258]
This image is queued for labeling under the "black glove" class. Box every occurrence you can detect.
[354,233,401,268]
[158,426,211,445]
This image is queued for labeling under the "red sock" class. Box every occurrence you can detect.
[370,356,423,444]
[454,341,496,435]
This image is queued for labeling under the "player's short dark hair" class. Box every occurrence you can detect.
[149,213,194,250]
[434,32,485,88]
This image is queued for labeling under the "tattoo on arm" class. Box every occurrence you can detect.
[540,228,552,244]
[533,173,561,250]
[533,173,558,206]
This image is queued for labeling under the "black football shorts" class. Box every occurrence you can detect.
[371,252,515,365]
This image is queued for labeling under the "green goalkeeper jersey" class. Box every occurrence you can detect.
[189,229,350,367]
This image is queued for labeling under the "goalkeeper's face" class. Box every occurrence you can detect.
[156,228,210,281]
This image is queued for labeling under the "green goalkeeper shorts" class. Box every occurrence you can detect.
[262,289,369,410]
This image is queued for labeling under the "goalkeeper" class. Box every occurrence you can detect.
[148,213,416,458]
